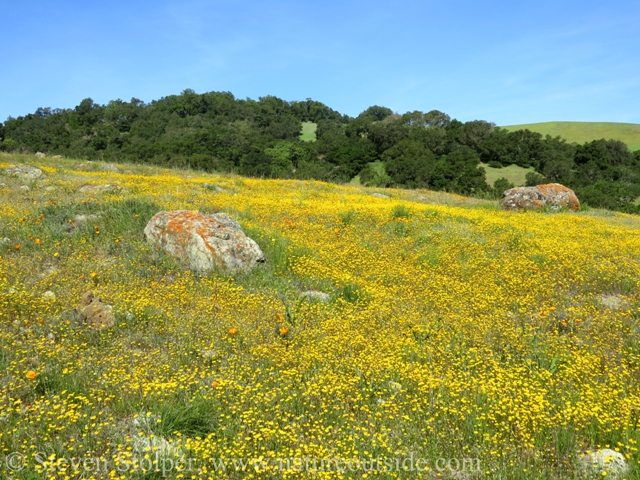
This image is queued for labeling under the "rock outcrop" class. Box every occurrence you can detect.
[500,184,580,211]
[144,210,266,273]
[4,165,44,180]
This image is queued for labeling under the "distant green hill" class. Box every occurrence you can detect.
[501,122,640,151]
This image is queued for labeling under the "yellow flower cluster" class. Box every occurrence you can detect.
[1,153,640,478]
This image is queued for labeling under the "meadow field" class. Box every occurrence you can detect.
[502,122,640,152]
[300,122,318,142]
[479,163,534,187]
[2,153,640,478]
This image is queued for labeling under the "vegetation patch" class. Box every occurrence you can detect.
[1,153,640,478]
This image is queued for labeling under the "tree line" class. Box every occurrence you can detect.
[1,89,639,212]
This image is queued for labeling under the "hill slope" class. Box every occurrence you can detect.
[2,153,640,477]
[502,121,640,151]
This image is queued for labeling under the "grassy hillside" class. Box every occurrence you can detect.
[502,121,640,151]
[2,153,640,478]
[480,162,534,187]
[300,121,317,141]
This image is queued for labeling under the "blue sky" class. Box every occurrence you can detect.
[1,0,639,125]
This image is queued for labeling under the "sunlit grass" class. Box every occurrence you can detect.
[502,121,640,152]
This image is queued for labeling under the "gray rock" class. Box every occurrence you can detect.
[581,449,628,478]
[42,291,57,300]
[35,152,46,158]
[19,185,30,192]
[5,165,44,180]
[203,183,225,192]
[371,192,390,199]
[600,294,624,310]
[79,184,123,194]
[100,163,120,173]
[301,290,331,303]
[73,213,101,223]
[1,238,12,245]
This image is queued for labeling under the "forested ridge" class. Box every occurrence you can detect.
[2,89,640,212]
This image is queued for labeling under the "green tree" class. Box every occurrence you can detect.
[359,163,392,187]
[493,177,515,199]
[382,139,435,188]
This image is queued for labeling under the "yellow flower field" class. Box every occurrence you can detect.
[1,153,640,478]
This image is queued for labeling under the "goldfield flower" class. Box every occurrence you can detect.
[1,154,640,477]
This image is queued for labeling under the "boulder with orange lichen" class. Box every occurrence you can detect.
[143,210,266,273]
[500,183,580,211]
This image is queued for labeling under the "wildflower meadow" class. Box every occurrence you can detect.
[2,152,640,479]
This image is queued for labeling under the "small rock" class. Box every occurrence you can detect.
[5,165,44,180]
[581,449,628,478]
[371,192,390,199]
[35,152,46,158]
[202,349,217,359]
[73,291,116,330]
[100,163,119,173]
[388,381,402,391]
[0,183,7,188]
[51,155,62,159]
[19,185,30,192]
[73,213,101,223]
[78,184,122,193]
[42,291,57,300]
[301,290,330,303]
[1,238,11,245]
[46,332,56,342]
[125,311,136,322]
[203,183,225,192]
[600,294,623,310]
[44,186,58,191]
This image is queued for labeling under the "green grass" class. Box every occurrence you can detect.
[480,162,534,187]
[502,121,640,151]
[350,160,386,185]
[300,122,317,142]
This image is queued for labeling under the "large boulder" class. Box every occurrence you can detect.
[144,210,266,273]
[500,183,580,211]
[4,165,44,180]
